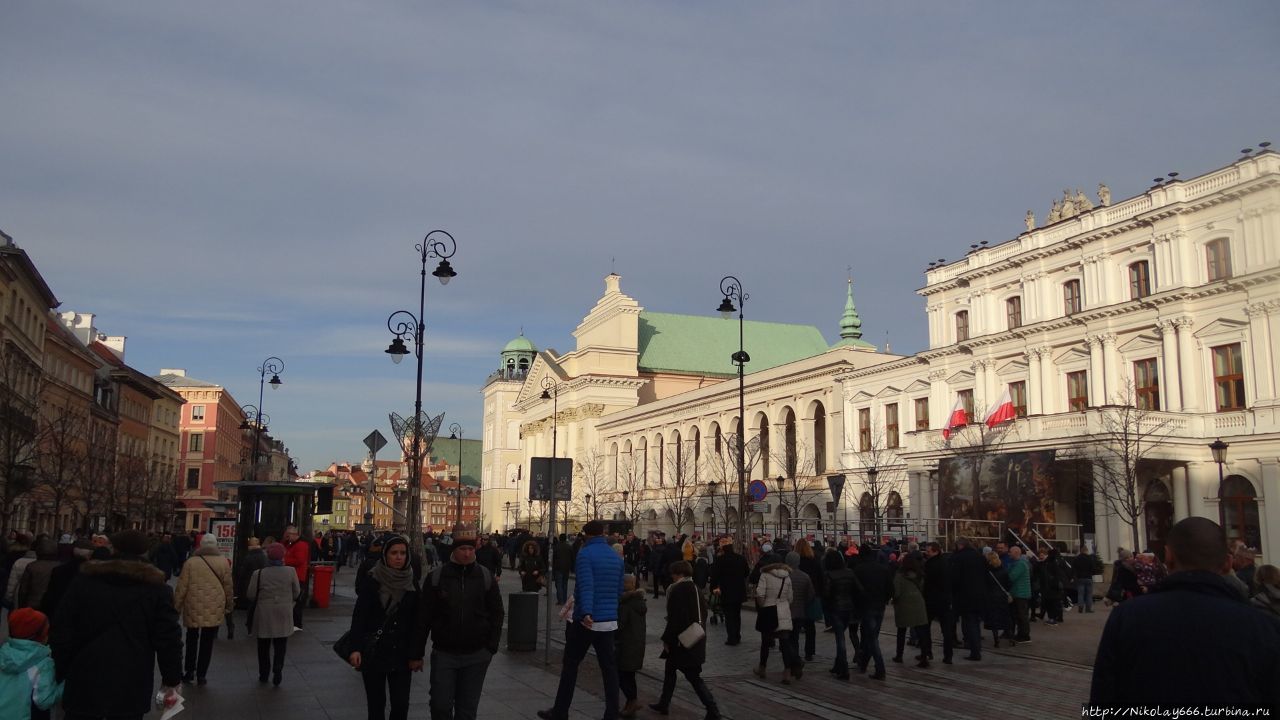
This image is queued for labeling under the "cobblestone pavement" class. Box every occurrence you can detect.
[154,567,1099,719]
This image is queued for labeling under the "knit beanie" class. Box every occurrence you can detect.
[8,608,49,643]
[785,551,801,568]
[266,542,286,562]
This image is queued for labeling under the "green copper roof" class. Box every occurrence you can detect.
[833,280,875,349]
[637,311,830,376]
[502,333,536,354]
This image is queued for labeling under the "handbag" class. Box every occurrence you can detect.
[988,571,1014,604]
[333,604,394,665]
[676,581,706,649]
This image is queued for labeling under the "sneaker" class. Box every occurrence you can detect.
[293,626,303,632]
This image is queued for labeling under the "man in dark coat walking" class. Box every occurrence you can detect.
[51,530,183,719]
[651,561,720,718]
[1090,517,1280,710]
[923,542,955,663]
[709,541,750,646]
[947,537,987,661]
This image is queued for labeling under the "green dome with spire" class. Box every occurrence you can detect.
[832,278,875,350]
[503,332,536,354]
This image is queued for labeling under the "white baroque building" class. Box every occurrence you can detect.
[481,148,1280,564]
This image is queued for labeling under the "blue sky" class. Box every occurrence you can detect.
[2,2,1276,471]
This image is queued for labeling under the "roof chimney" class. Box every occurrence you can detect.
[160,368,187,377]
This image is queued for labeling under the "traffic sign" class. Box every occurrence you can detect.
[364,430,388,454]
[747,480,768,501]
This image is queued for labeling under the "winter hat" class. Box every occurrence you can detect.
[266,542,286,561]
[8,608,49,643]
[452,523,478,547]
[200,534,219,550]
[785,551,801,568]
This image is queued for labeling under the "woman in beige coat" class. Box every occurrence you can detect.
[247,542,300,686]
[174,534,233,685]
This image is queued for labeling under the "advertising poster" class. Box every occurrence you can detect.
[209,518,237,564]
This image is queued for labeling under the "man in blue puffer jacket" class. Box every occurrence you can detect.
[538,520,624,720]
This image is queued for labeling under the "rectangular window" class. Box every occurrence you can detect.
[1006,296,1022,329]
[1134,358,1161,411]
[858,408,871,452]
[885,404,899,449]
[191,405,205,422]
[1212,343,1245,411]
[1009,381,1028,417]
[1206,238,1232,282]
[1067,370,1089,411]
[958,389,974,417]
[186,468,200,490]
[1063,280,1082,315]
[955,311,970,342]
[1129,261,1151,299]
[914,397,930,431]
[188,433,203,452]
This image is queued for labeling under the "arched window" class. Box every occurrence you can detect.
[637,437,648,488]
[671,430,682,485]
[712,423,722,455]
[656,434,665,487]
[783,408,797,478]
[859,492,875,538]
[518,357,529,372]
[955,311,970,342]
[1220,475,1260,550]
[813,403,827,476]
[886,491,904,531]
[757,415,770,479]
[692,427,701,484]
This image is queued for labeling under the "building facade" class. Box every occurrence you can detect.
[480,149,1280,563]
[156,370,249,532]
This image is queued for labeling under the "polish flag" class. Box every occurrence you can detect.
[942,396,968,440]
[984,387,1018,429]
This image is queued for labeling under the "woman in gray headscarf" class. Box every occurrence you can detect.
[346,535,420,720]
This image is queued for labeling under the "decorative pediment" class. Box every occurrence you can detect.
[873,385,902,399]
[946,369,974,385]
[515,354,567,406]
[1053,347,1091,367]
[1192,317,1248,340]
[996,358,1028,377]
[904,379,931,393]
[848,389,874,402]
[1118,333,1161,354]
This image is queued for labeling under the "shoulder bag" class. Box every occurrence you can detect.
[754,575,788,634]
[246,569,263,633]
[676,581,705,649]
[988,570,1014,603]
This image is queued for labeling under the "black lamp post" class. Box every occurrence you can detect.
[246,357,283,480]
[449,423,464,526]
[1209,438,1229,485]
[239,404,269,481]
[503,501,511,531]
[775,475,787,537]
[385,230,457,555]
[717,276,749,550]
[539,375,562,664]
[622,489,630,524]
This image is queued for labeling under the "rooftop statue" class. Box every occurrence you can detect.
[1048,199,1062,224]
[1025,210,1036,232]
[1059,189,1078,219]
[1098,182,1111,206]
[1075,188,1093,212]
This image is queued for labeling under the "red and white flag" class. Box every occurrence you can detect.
[984,387,1017,429]
[942,395,968,440]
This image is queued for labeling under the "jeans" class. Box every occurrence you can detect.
[895,625,932,660]
[797,618,816,658]
[256,637,287,680]
[362,667,412,720]
[722,602,742,643]
[830,609,853,672]
[1012,598,1030,641]
[183,626,218,678]
[927,606,955,661]
[553,573,569,605]
[656,660,718,714]
[551,623,619,720]
[858,608,885,673]
[429,649,492,720]
[958,610,982,659]
[1076,579,1094,611]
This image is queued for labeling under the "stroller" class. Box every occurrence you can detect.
[707,587,724,625]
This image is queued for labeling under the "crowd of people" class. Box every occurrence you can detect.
[2,515,1278,718]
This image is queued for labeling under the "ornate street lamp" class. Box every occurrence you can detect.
[384,230,457,556]
[449,422,464,525]
[716,275,749,551]
[866,466,879,539]
[245,357,284,480]
[539,375,563,664]
[1209,438,1229,485]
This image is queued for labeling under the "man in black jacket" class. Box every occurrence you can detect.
[411,523,504,720]
[947,537,987,661]
[51,529,183,720]
[1090,517,1280,710]
[853,546,893,680]
[709,541,750,645]
[552,534,574,605]
[922,542,955,663]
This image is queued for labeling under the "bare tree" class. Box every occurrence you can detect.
[0,351,44,535]
[614,449,651,526]
[851,428,910,540]
[928,404,1019,545]
[700,433,762,537]
[78,421,118,531]
[573,448,610,521]
[656,439,700,535]
[34,399,90,532]
[769,440,832,536]
[1089,382,1172,553]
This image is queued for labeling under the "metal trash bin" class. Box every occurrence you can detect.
[507,592,539,651]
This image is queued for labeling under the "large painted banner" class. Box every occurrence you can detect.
[938,450,1058,532]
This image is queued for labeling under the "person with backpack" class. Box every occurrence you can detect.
[412,524,503,720]
[347,534,420,720]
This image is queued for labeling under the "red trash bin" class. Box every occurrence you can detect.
[311,564,334,608]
